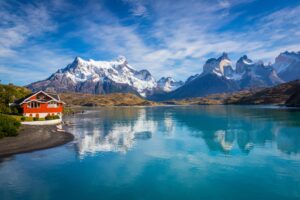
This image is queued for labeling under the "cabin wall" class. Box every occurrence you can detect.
[21,103,63,118]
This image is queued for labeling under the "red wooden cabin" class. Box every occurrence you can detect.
[15,91,65,118]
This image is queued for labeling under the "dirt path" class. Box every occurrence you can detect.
[0,125,74,158]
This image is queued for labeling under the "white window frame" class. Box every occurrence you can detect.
[47,101,58,108]
[27,101,40,108]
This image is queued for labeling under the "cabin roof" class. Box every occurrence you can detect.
[14,91,65,105]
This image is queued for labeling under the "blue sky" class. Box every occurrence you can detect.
[1,0,300,85]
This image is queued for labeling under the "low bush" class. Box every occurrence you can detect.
[20,116,26,121]
[33,117,39,121]
[45,115,60,120]
[26,117,33,121]
[0,114,21,138]
[45,115,53,120]
[53,115,60,119]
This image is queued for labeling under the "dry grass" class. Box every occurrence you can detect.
[60,92,161,107]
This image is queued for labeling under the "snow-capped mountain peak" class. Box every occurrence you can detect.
[202,53,234,78]
[116,55,128,64]
[28,56,183,97]
[157,77,184,92]
[236,55,254,74]
[66,56,158,96]
[220,52,230,60]
[182,53,284,95]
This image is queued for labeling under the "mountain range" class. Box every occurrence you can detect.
[27,51,300,100]
[28,56,183,97]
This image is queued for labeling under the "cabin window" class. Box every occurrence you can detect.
[28,101,40,108]
[47,101,58,108]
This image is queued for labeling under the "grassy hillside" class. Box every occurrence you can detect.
[286,92,300,107]
[60,92,160,107]
[227,80,300,105]
[0,84,32,114]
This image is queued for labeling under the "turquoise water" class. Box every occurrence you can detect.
[1,106,300,200]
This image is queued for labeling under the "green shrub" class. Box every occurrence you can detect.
[45,115,53,120]
[33,117,39,121]
[0,114,21,138]
[45,115,60,120]
[26,117,33,121]
[53,115,60,119]
[20,116,26,121]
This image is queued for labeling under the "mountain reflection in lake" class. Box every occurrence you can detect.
[64,106,300,157]
[65,109,156,156]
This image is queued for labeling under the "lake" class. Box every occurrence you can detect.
[1,106,300,200]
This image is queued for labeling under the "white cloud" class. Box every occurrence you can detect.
[123,0,148,17]
[218,0,231,9]
[0,2,56,54]
[0,1,76,85]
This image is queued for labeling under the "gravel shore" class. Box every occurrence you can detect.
[0,125,74,158]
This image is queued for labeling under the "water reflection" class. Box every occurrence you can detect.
[65,106,300,157]
[173,106,300,154]
[68,109,157,156]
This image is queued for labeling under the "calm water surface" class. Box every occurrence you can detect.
[1,106,300,200]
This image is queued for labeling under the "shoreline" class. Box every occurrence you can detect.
[0,125,74,158]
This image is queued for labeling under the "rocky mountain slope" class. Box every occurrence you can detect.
[27,56,180,97]
[154,53,284,100]
[273,51,300,82]
[236,55,283,88]
[157,77,183,92]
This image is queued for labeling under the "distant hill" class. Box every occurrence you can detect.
[60,92,160,107]
[227,80,300,106]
